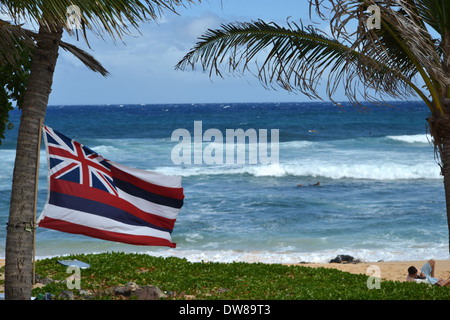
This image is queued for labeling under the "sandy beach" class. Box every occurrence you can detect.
[1,258,449,284]
[290,259,450,282]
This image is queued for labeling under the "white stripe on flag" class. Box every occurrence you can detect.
[116,188,180,220]
[39,203,173,242]
[108,160,182,188]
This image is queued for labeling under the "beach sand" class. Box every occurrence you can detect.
[1,258,449,283]
[289,259,450,282]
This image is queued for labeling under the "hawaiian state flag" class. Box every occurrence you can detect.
[37,126,184,248]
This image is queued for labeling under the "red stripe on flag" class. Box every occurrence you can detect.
[110,165,184,200]
[51,179,176,230]
[38,216,176,247]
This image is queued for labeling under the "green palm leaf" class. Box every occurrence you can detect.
[414,0,450,35]
[176,19,422,107]
[322,0,449,113]
[0,1,196,77]
[0,19,34,67]
[178,1,449,113]
[1,0,195,40]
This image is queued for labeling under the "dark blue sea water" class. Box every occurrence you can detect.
[0,101,448,263]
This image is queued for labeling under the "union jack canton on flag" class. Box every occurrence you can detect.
[37,126,184,248]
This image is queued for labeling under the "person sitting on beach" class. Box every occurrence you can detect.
[406,259,450,286]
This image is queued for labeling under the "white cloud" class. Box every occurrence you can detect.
[50,1,338,105]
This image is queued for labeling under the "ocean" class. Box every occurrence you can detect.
[0,101,448,263]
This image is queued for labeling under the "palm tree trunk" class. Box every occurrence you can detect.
[443,135,450,256]
[5,24,63,300]
[429,112,450,256]
[442,137,450,255]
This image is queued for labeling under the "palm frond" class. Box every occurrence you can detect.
[59,41,109,77]
[0,1,200,79]
[20,27,109,77]
[0,19,34,67]
[176,19,420,107]
[413,0,450,36]
[0,0,198,41]
[382,2,447,90]
[317,0,449,114]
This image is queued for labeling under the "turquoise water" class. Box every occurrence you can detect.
[0,101,448,263]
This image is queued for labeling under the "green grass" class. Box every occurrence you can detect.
[1,251,450,300]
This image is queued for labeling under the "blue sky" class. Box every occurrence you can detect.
[50,0,341,106]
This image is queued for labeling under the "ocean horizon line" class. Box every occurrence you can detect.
[31,99,425,108]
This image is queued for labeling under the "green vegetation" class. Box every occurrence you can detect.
[1,252,449,300]
[0,43,32,145]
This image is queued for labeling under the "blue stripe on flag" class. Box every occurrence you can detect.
[49,191,173,233]
[113,177,184,209]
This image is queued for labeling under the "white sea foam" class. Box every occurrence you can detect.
[0,149,17,162]
[151,133,441,180]
[278,140,314,149]
[28,243,449,264]
[386,134,431,144]
[92,145,121,154]
[155,160,441,180]
[280,161,441,180]
[140,236,448,263]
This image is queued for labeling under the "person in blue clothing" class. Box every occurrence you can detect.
[406,259,450,286]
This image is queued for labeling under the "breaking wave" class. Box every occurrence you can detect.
[155,134,440,180]
[155,161,440,180]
